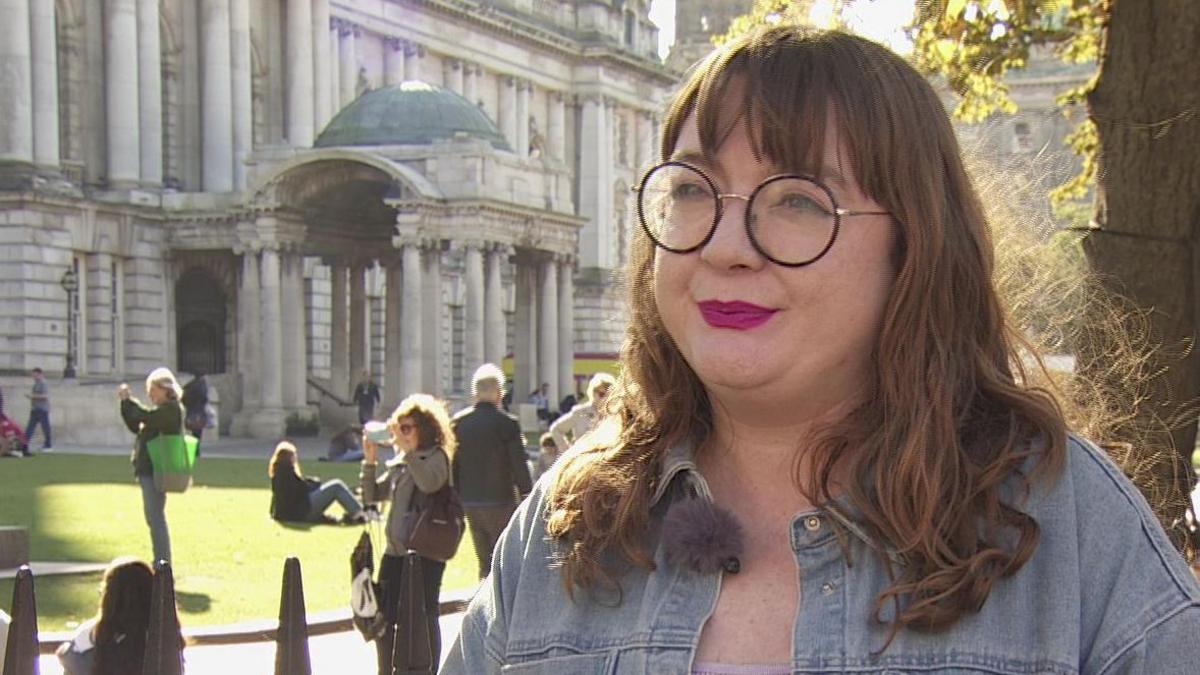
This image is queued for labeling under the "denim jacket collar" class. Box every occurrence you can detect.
[649,436,901,564]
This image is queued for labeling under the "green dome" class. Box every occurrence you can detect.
[314,81,511,151]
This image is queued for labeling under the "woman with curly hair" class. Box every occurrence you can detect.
[445,26,1200,674]
[56,558,184,674]
[360,392,456,674]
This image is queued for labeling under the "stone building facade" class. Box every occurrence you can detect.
[0,0,675,439]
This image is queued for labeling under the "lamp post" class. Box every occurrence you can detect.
[60,267,78,378]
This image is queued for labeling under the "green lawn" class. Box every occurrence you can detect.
[0,454,479,631]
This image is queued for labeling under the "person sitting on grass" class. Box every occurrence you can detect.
[269,440,367,524]
[56,557,184,675]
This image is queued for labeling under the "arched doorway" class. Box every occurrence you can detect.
[176,267,227,374]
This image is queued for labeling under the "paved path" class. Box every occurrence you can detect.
[37,612,465,674]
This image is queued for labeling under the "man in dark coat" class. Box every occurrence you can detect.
[451,363,532,580]
[352,369,381,425]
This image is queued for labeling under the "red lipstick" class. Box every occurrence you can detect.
[697,300,777,330]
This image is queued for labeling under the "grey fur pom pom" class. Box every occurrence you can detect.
[662,497,745,574]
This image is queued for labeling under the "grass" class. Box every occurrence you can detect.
[0,454,479,632]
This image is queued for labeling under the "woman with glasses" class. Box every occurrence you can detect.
[360,392,455,674]
[445,26,1200,675]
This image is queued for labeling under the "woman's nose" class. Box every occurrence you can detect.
[699,194,764,270]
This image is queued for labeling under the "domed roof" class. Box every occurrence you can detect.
[314,81,511,151]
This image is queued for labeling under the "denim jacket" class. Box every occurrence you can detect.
[444,434,1200,674]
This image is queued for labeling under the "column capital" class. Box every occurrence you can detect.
[385,37,404,51]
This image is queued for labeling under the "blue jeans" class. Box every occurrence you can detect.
[306,479,362,521]
[138,475,171,563]
[24,408,50,448]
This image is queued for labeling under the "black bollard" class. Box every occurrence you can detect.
[274,556,312,675]
[389,555,433,675]
[2,565,39,675]
[142,560,183,675]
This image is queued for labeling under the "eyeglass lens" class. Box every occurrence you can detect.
[638,163,838,266]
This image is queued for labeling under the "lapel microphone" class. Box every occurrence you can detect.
[663,496,745,575]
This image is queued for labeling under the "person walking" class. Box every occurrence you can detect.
[119,367,185,563]
[451,364,531,580]
[181,372,209,447]
[24,367,51,451]
[353,370,382,425]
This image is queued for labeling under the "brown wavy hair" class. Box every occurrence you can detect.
[546,26,1067,635]
[388,393,457,459]
[93,557,184,675]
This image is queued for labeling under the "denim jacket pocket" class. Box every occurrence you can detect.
[501,651,613,674]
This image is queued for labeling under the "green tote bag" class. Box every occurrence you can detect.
[146,420,199,493]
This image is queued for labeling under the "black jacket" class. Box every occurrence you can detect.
[121,398,184,477]
[451,401,531,506]
[270,470,319,521]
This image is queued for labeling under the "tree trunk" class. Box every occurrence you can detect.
[1084,0,1200,539]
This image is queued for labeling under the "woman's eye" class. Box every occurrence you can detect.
[671,182,710,199]
[779,193,827,213]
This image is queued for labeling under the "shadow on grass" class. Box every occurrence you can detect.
[177,590,212,613]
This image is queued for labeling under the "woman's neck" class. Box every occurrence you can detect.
[697,391,860,500]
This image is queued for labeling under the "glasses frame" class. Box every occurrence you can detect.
[633,160,890,267]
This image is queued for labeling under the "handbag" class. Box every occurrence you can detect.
[146,413,199,493]
[407,457,465,562]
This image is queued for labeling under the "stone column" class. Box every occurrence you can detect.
[513,261,537,408]
[31,0,60,167]
[202,0,233,192]
[578,96,611,268]
[338,22,357,108]
[538,257,559,404]
[557,256,575,399]
[239,250,262,408]
[499,77,517,150]
[231,0,251,189]
[422,246,443,396]
[403,43,420,81]
[484,246,506,366]
[280,252,307,409]
[135,0,161,183]
[287,0,314,146]
[349,261,367,384]
[329,262,350,398]
[260,247,284,410]
[384,258,402,407]
[445,60,464,95]
[329,21,340,116]
[400,243,424,396]
[106,0,140,185]
[384,39,405,86]
[463,64,478,105]
[86,253,114,374]
[636,110,654,171]
[0,0,32,162]
[516,80,530,158]
[312,0,331,130]
[464,242,486,385]
[549,92,565,162]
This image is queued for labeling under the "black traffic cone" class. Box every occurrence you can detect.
[142,560,183,675]
[2,565,39,675]
[389,555,433,675]
[274,556,312,675]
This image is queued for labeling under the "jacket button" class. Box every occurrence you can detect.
[804,515,821,531]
